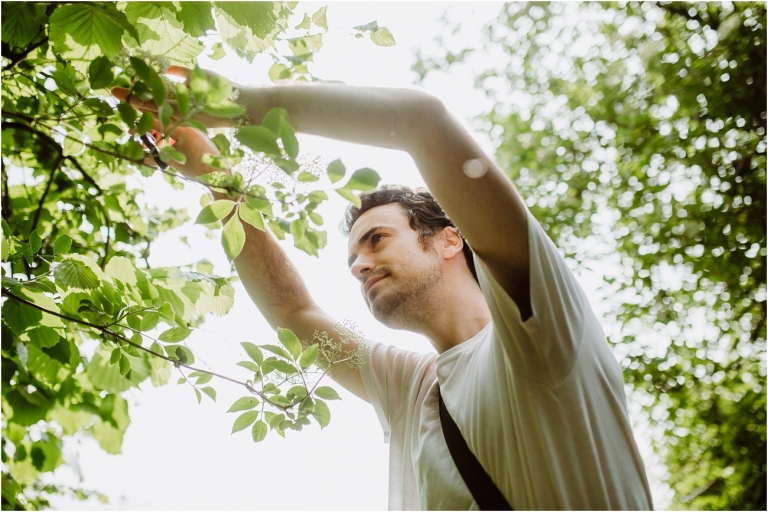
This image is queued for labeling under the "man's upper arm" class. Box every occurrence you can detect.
[406,96,532,319]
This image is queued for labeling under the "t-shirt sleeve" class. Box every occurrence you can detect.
[359,339,435,443]
[473,210,593,384]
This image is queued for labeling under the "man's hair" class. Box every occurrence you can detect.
[340,185,478,283]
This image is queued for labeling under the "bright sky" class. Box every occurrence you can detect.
[47,2,670,510]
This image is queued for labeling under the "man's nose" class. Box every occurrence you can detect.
[350,253,376,280]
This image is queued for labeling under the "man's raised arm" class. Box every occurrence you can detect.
[116,69,532,317]
[117,120,369,401]
[217,76,532,318]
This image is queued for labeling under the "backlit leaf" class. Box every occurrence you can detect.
[314,386,341,400]
[277,327,302,359]
[241,342,263,366]
[238,202,265,231]
[252,420,268,442]
[231,410,259,433]
[221,214,246,260]
[235,126,281,155]
[195,200,236,224]
[54,260,99,289]
[227,396,258,413]
[327,159,345,183]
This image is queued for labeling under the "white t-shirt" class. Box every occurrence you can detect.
[359,212,654,510]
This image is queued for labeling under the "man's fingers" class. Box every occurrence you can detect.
[167,65,191,82]
[111,87,159,113]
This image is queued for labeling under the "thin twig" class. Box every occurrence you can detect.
[0,288,288,409]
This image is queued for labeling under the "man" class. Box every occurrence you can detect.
[113,68,653,510]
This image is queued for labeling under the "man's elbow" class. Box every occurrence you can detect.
[398,90,452,152]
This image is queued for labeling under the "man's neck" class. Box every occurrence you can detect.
[419,281,492,354]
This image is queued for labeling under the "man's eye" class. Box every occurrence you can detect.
[372,234,383,245]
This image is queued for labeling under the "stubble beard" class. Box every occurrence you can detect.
[368,255,445,331]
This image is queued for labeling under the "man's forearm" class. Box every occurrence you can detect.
[241,83,442,155]
[210,189,316,330]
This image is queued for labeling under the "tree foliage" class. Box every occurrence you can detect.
[415,1,765,509]
[1,2,389,509]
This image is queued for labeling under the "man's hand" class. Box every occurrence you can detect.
[138,122,223,180]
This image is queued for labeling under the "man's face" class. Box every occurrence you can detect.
[347,203,444,329]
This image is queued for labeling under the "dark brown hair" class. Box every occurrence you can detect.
[341,185,478,283]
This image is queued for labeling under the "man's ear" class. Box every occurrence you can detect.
[439,227,464,260]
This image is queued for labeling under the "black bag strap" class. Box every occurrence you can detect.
[438,386,513,510]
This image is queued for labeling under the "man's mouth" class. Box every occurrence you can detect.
[364,275,387,295]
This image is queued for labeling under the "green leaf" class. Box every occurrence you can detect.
[371,27,396,47]
[158,327,193,343]
[312,398,331,428]
[227,396,259,413]
[308,212,323,226]
[327,159,345,183]
[281,123,299,159]
[189,66,210,102]
[208,41,227,60]
[188,371,212,385]
[231,410,259,433]
[290,218,306,242]
[334,187,361,208]
[136,111,154,136]
[185,119,210,133]
[314,386,341,400]
[176,83,190,117]
[216,2,277,39]
[252,420,268,442]
[117,102,138,127]
[130,57,166,104]
[298,172,319,183]
[235,126,281,155]
[260,344,291,359]
[295,13,311,30]
[221,214,246,260]
[175,2,215,37]
[200,387,216,401]
[271,359,298,375]
[277,327,302,359]
[1,3,46,49]
[174,345,194,365]
[236,361,260,372]
[158,102,173,130]
[140,312,160,332]
[124,2,202,66]
[49,3,136,66]
[195,200,236,224]
[29,230,42,254]
[195,388,202,404]
[311,6,328,30]
[298,344,318,369]
[149,342,171,386]
[246,195,274,217]
[353,20,378,32]
[239,343,262,368]
[208,76,232,104]
[268,63,290,82]
[110,348,122,365]
[159,145,186,165]
[54,260,99,289]
[344,167,380,191]
[238,202,265,231]
[88,56,114,90]
[202,101,246,118]
[118,355,131,376]
[53,235,73,256]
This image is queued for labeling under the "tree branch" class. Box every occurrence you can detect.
[30,156,63,234]
[0,287,290,409]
